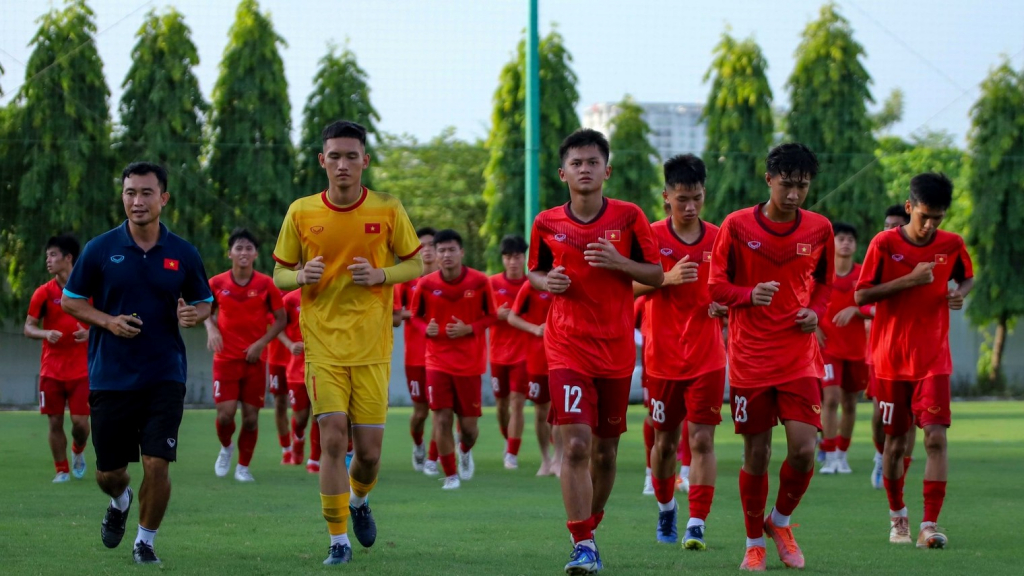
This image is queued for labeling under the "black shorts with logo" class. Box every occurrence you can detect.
[90,382,186,472]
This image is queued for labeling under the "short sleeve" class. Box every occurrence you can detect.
[273,203,302,267]
[181,245,213,305]
[628,209,660,264]
[64,240,100,300]
[708,216,733,288]
[410,283,427,318]
[391,201,422,260]
[393,284,403,311]
[856,236,886,291]
[512,285,531,315]
[528,220,553,273]
[267,280,285,312]
[952,239,974,283]
[28,285,48,319]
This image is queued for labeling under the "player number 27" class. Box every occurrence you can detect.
[879,401,895,426]
[563,385,582,414]
[733,396,748,423]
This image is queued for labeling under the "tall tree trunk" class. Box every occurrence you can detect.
[989,313,1009,386]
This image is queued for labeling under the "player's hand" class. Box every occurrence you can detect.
[107,314,142,338]
[795,308,818,333]
[584,237,628,270]
[947,288,965,310]
[708,302,728,318]
[348,257,385,286]
[906,262,935,286]
[426,318,440,338]
[534,323,546,338]
[401,309,413,320]
[244,341,266,363]
[751,281,780,306]
[45,330,63,344]
[73,324,88,343]
[832,306,860,327]
[177,298,199,328]
[545,266,571,294]
[445,316,472,338]
[206,329,224,353]
[662,255,700,286]
[815,327,826,348]
[298,256,325,286]
[289,341,305,355]
[497,302,511,321]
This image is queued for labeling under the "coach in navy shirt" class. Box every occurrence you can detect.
[62,161,212,565]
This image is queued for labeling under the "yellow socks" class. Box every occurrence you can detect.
[350,477,378,498]
[321,493,351,535]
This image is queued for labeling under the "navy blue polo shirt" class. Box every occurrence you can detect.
[64,221,213,391]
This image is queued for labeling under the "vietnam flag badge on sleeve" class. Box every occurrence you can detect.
[164,258,180,271]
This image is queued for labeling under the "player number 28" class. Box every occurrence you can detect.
[733,396,748,423]
[879,401,895,425]
[651,400,666,424]
[563,385,582,414]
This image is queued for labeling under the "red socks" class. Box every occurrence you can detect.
[412,429,424,446]
[428,440,439,462]
[278,433,290,449]
[216,420,236,448]
[591,510,605,530]
[567,517,594,544]
[652,475,676,505]
[903,456,912,477]
[775,460,814,516]
[689,484,714,521]
[237,428,258,467]
[643,419,654,468]
[506,438,522,457]
[679,420,691,466]
[922,480,946,523]
[71,442,85,455]
[55,460,70,473]
[820,436,836,453]
[440,452,457,477]
[884,474,906,511]
[739,469,769,538]
[837,436,851,452]
[309,422,322,461]
[459,441,472,454]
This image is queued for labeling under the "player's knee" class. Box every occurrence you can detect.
[354,449,380,469]
[47,416,64,432]
[691,429,714,455]
[790,443,815,468]
[923,428,946,453]
[745,445,771,473]
[563,436,590,463]
[652,434,675,458]
[241,415,259,430]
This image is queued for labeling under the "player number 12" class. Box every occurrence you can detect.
[563,385,582,414]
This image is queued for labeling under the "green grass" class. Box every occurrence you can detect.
[1,402,1022,575]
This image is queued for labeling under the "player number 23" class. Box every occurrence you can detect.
[563,385,582,414]
[734,396,748,423]
[879,401,895,425]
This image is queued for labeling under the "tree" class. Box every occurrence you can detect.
[296,43,380,195]
[208,0,293,270]
[374,129,489,270]
[965,60,1024,389]
[482,29,580,269]
[701,31,775,223]
[871,88,904,133]
[6,0,114,318]
[605,95,660,218]
[116,8,215,265]
[786,2,886,242]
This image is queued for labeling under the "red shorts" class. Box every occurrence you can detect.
[213,359,266,408]
[39,377,90,416]
[875,375,951,436]
[642,371,650,410]
[822,355,869,393]
[549,369,631,439]
[268,363,288,395]
[287,379,310,412]
[527,374,551,405]
[405,365,428,405]
[646,368,726,430]
[730,378,822,435]
[491,362,527,399]
[427,371,482,417]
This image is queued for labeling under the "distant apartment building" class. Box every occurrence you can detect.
[581,102,707,160]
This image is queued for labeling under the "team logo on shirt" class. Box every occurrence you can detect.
[464,290,475,298]
[365,223,381,234]
[310,226,324,235]
[110,255,125,263]
[660,248,673,256]
[539,293,550,299]
[221,290,231,295]
[703,251,712,263]
[247,290,258,298]
[796,243,812,256]
[891,254,904,262]
[498,288,507,295]
[554,233,567,242]
[746,241,761,250]
[935,254,948,265]
[432,290,443,296]
[52,298,61,305]
[164,258,180,271]
[605,230,621,242]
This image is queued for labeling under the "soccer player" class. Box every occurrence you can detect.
[817,222,870,475]
[409,229,496,489]
[273,120,423,565]
[392,227,439,474]
[708,143,834,571]
[206,228,287,482]
[62,161,213,564]
[507,282,558,476]
[637,294,656,497]
[528,128,662,574]
[854,173,973,549]
[24,234,91,482]
[266,313,295,465]
[489,234,530,470]
[635,154,727,550]
[277,288,321,472]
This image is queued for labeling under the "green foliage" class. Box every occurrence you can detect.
[374,130,489,270]
[5,0,115,318]
[605,95,660,218]
[295,43,380,195]
[208,0,293,272]
[116,8,215,267]
[870,88,904,133]
[786,3,886,241]
[701,31,775,223]
[482,30,580,270]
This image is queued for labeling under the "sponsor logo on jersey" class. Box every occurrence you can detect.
[607,416,622,425]
[167,438,176,448]
[747,241,761,250]
[891,254,904,261]
[796,243,812,256]
[432,290,443,296]
[812,404,821,414]
[660,248,673,256]
[310,226,324,235]
[498,288,507,294]
[110,255,125,263]
[927,405,942,414]
[554,233,567,242]
[221,290,231,295]
[935,254,948,265]
[539,293,550,299]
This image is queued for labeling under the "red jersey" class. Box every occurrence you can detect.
[634,295,647,372]
[856,227,973,380]
[511,284,553,375]
[28,279,88,380]
[266,301,293,368]
[209,271,285,362]
[528,198,660,378]
[411,267,496,377]
[708,204,834,388]
[644,219,727,380]
[281,289,305,383]
[819,263,867,361]
[489,273,529,364]
[395,278,428,367]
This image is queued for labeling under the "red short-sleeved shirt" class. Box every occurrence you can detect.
[512,284,553,375]
[528,198,660,379]
[819,263,867,361]
[489,273,529,365]
[28,279,88,380]
[280,289,305,383]
[411,267,495,377]
[856,227,973,381]
[708,204,835,388]
[396,278,428,367]
[266,294,294,368]
[644,219,727,380]
[209,271,285,362]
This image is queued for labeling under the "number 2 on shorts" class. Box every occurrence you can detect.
[563,385,582,413]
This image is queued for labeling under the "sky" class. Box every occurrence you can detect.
[1,0,1022,147]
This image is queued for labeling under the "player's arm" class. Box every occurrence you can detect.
[23,315,63,342]
[707,219,773,307]
[244,308,287,363]
[449,287,498,338]
[507,309,543,338]
[854,239,934,306]
[61,245,144,338]
[204,308,224,353]
[584,236,663,287]
[946,245,975,310]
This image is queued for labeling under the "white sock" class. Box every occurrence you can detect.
[875,450,883,460]
[282,446,290,454]
[221,443,234,452]
[746,537,766,548]
[111,489,131,511]
[890,507,908,518]
[920,521,936,530]
[681,465,690,478]
[330,533,351,547]
[657,498,676,512]
[687,517,704,529]
[135,525,157,547]
[645,467,652,476]
[577,538,596,551]
[350,494,367,508]
[837,449,847,459]
[307,459,319,466]
[236,464,249,473]
[770,507,790,528]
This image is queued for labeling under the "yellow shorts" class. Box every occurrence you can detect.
[305,362,390,425]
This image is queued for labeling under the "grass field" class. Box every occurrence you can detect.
[1,402,1022,575]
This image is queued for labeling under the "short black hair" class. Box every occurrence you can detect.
[122,161,168,192]
[766,143,819,179]
[832,221,858,240]
[664,154,706,189]
[228,227,259,250]
[45,234,80,264]
[499,234,527,255]
[322,120,367,147]
[559,128,610,165]
[909,172,953,210]
[416,226,438,239]
[433,228,463,248]
[885,204,910,223]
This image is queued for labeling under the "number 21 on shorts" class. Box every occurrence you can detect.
[563,385,582,413]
